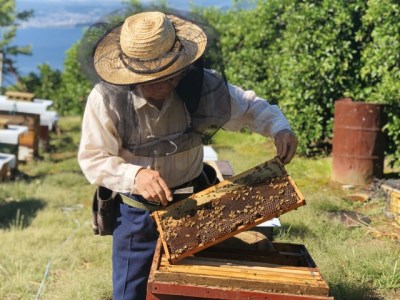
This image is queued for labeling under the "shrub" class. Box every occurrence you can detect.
[352,0,400,166]
[201,0,400,165]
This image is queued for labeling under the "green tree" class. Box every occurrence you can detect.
[353,0,400,166]
[14,42,92,116]
[202,0,367,155]
[10,43,92,116]
[201,0,400,165]
[13,63,62,100]
[56,42,92,115]
[0,0,33,87]
[199,1,291,100]
[270,0,368,155]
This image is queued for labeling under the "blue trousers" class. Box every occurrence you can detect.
[112,200,159,300]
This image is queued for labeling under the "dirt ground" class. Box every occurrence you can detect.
[330,178,400,241]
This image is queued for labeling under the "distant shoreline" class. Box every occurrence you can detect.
[7,1,252,86]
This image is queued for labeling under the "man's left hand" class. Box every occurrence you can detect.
[274,129,298,164]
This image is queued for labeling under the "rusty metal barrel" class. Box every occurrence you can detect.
[332,98,386,185]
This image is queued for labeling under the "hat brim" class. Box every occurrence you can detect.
[93,15,207,85]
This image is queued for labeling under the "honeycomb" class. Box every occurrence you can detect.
[153,158,305,262]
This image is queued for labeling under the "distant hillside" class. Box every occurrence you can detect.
[16,0,236,29]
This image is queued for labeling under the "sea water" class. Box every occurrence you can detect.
[14,27,87,75]
[6,0,248,86]
[2,26,86,86]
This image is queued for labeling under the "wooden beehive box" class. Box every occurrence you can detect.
[0,119,8,129]
[0,111,40,159]
[147,238,333,300]
[0,161,9,181]
[392,192,400,225]
[381,183,400,225]
[152,157,306,263]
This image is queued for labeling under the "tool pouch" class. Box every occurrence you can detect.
[92,186,121,236]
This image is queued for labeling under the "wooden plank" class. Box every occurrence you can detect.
[148,282,334,300]
[0,111,39,131]
[159,260,321,280]
[157,267,324,286]
[148,236,163,296]
[161,256,322,276]
[153,212,173,261]
[152,271,329,297]
[5,91,35,101]
[158,261,325,285]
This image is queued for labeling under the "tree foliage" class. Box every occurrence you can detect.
[201,0,400,165]
[56,43,92,115]
[354,0,400,166]
[0,0,33,86]
[14,42,92,116]
[5,0,400,165]
[11,63,62,100]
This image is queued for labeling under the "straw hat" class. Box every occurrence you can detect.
[93,11,207,85]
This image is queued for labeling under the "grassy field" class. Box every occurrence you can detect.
[0,116,399,300]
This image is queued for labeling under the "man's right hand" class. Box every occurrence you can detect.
[135,168,173,206]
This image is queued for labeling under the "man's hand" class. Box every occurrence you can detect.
[274,129,298,164]
[135,168,173,206]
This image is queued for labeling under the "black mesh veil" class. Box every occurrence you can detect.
[78,6,227,83]
[78,6,231,158]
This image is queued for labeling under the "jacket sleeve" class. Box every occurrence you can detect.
[77,87,142,193]
[222,84,291,138]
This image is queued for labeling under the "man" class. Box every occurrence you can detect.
[78,11,297,300]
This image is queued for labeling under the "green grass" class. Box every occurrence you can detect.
[0,116,111,300]
[0,116,399,299]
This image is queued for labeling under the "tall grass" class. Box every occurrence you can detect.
[0,116,398,299]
